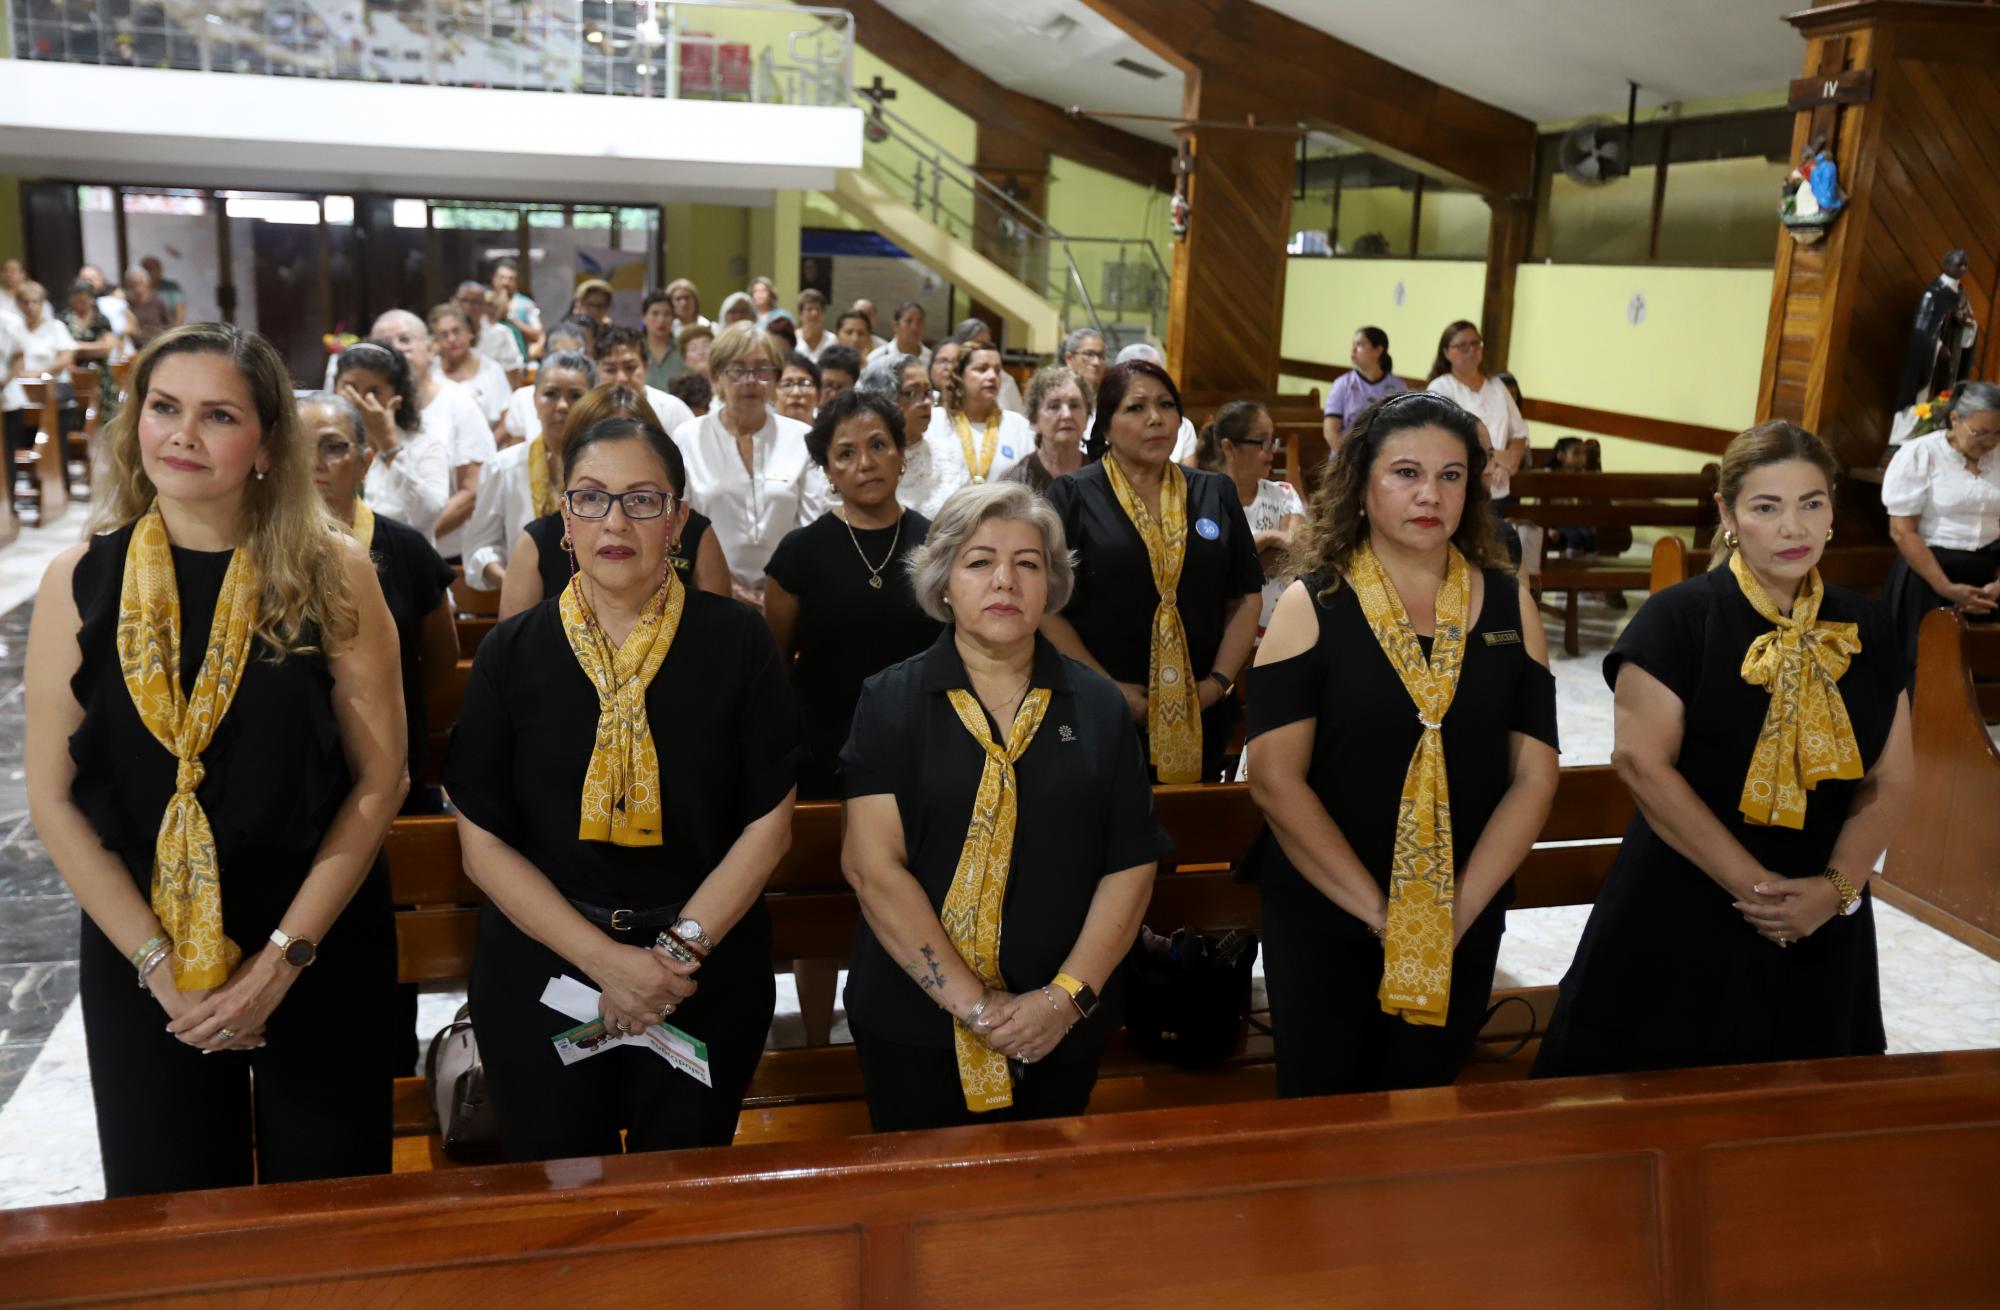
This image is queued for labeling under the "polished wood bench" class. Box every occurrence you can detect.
[1879,608,2000,960]
[449,566,499,657]
[6,1049,1994,1306]
[387,768,1636,1158]
[1648,535,1899,595]
[1509,467,1720,655]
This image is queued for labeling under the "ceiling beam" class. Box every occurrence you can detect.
[840,0,1176,192]
[1076,0,1537,197]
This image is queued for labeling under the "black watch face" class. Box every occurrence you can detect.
[283,939,315,967]
[1075,985,1100,1017]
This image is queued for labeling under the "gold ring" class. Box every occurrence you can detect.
[217,1027,236,1041]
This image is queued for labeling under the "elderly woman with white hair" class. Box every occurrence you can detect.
[840,481,1169,1132]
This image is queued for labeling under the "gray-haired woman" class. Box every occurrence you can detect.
[840,481,1170,1132]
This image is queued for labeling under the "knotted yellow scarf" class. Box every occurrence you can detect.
[1349,541,1470,1028]
[953,410,1002,483]
[1729,552,1863,829]
[350,498,376,551]
[940,684,1051,1112]
[117,505,260,990]
[526,436,559,517]
[1103,456,1201,783]
[559,569,684,846]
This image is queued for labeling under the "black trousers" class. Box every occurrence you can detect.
[1884,544,2000,690]
[78,863,397,1199]
[852,1023,1107,1133]
[1260,864,1506,1098]
[468,898,777,1162]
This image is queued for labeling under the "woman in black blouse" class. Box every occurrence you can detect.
[1044,361,1262,783]
[301,392,458,811]
[1246,391,1559,1096]
[842,481,1170,1131]
[446,416,797,1160]
[764,388,940,799]
[497,386,730,619]
[1534,422,1913,1079]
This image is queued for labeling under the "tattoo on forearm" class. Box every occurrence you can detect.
[903,944,951,999]
[920,944,948,993]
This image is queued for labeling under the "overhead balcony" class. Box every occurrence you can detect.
[0,0,862,201]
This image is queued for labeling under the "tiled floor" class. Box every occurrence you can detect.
[0,561,1994,1212]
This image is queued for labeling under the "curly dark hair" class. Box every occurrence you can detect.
[1285,390,1509,597]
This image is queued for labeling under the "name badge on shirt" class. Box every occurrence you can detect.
[1194,517,1221,540]
[1482,629,1522,646]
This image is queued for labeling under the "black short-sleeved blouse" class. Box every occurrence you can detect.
[368,512,454,795]
[1243,569,1559,910]
[522,508,714,603]
[839,631,1174,1047]
[1045,463,1265,687]
[764,510,942,800]
[443,588,799,907]
[1533,567,1905,1077]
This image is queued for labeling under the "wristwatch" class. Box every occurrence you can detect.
[1051,973,1099,1020]
[1207,670,1234,697]
[269,928,318,968]
[1822,867,1864,917]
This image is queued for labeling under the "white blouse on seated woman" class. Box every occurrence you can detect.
[1882,430,2000,550]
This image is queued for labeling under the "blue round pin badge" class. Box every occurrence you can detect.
[1195,517,1220,540]
[1000,445,1015,459]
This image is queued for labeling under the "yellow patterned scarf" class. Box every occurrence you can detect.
[526,436,559,517]
[1349,541,1471,1028]
[940,684,1051,1112]
[117,505,261,991]
[350,498,376,551]
[559,569,684,846]
[953,410,1002,483]
[1729,552,1863,829]
[1103,456,1201,783]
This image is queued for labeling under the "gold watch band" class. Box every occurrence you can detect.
[1822,866,1860,913]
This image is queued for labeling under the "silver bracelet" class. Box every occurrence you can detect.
[134,943,171,990]
[964,991,991,1027]
[1039,985,1076,1031]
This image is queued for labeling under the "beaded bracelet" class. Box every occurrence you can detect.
[128,933,170,973]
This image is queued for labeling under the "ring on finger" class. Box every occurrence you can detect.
[217,1026,236,1042]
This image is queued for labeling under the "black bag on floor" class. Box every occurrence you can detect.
[1122,926,1258,1068]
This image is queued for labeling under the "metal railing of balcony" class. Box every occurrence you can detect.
[856,87,1170,348]
[4,0,854,106]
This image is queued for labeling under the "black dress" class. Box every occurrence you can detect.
[763,510,941,799]
[1045,463,1264,781]
[840,631,1172,1132]
[1245,568,1558,1096]
[1533,568,1903,1079]
[67,524,398,1198]
[367,512,454,812]
[522,508,714,602]
[443,588,797,1161]
[1883,544,2000,690]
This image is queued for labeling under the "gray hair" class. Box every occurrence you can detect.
[856,355,921,400]
[906,481,1075,622]
[1951,380,2000,420]
[1062,326,1104,357]
[1116,341,1163,366]
[539,349,599,387]
[372,307,428,341]
[717,290,757,323]
[298,390,364,449]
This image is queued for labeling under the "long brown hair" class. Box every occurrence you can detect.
[946,340,1004,417]
[1708,420,1839,569]
[93,323,356,656]
[1427,319,1479,383]
[1285,390,1509,597]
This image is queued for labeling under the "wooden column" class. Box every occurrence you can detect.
[1756,1,2000,476]
[1481,195,1534,373]
[969,123,1050,347]
[1167,85,1295,396]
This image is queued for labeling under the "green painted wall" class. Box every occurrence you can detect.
[1044,154,1172,335]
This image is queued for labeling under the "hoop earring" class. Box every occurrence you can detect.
[1722,529,1740,549]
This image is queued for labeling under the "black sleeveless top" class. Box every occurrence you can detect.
[1243,567,1559,909]
[67,524,392,962]
[522,508,714,602]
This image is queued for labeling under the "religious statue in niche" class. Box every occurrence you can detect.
[1888,249,1981,446]
[1780,136,1846,243]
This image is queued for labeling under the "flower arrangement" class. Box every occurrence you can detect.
[1909,389,1954,439]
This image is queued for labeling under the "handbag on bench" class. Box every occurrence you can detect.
[424,1003,505,1163]
[1122,925,1259,1067]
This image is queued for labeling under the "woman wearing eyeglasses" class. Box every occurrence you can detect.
[1196,401,1303,636]
[673,323,829,610]
[446,415,798,1162]
[775,351,821,425]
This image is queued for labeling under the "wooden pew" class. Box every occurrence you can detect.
[1648,536,1899,595]
[385,768,1636,1154]
[6,1049,1995,1306]
[448,567,500,657]
[10,377,72,526]
[1508,467,1719,656]
[1878,609,2000,960]
[62,370,102,497]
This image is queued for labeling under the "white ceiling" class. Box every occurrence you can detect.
[871,0,1804,147]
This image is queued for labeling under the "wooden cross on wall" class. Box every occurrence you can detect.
[1788,35,1875,151]
[862,75,897,107]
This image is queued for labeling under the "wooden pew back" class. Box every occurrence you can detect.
[1508,467,1720,534]
[1649,536,1899,596]
[1177,389,1328,494]
[8,1050,1996,1306]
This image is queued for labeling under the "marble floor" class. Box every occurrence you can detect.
[1,556,1995,1211]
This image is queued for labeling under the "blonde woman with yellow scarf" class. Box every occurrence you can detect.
[25,324,408,1197]
[1245,391,1558,1096]
[445,416,797,1162]
[1536,422,1912,1079]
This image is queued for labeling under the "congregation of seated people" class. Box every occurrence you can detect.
[9,248,1976,1200]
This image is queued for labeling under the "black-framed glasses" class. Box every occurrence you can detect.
[564,489,674,520]
[721,364,779,383]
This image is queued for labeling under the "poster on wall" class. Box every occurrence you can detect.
[573,246,651,325]
[801,229,953,336]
